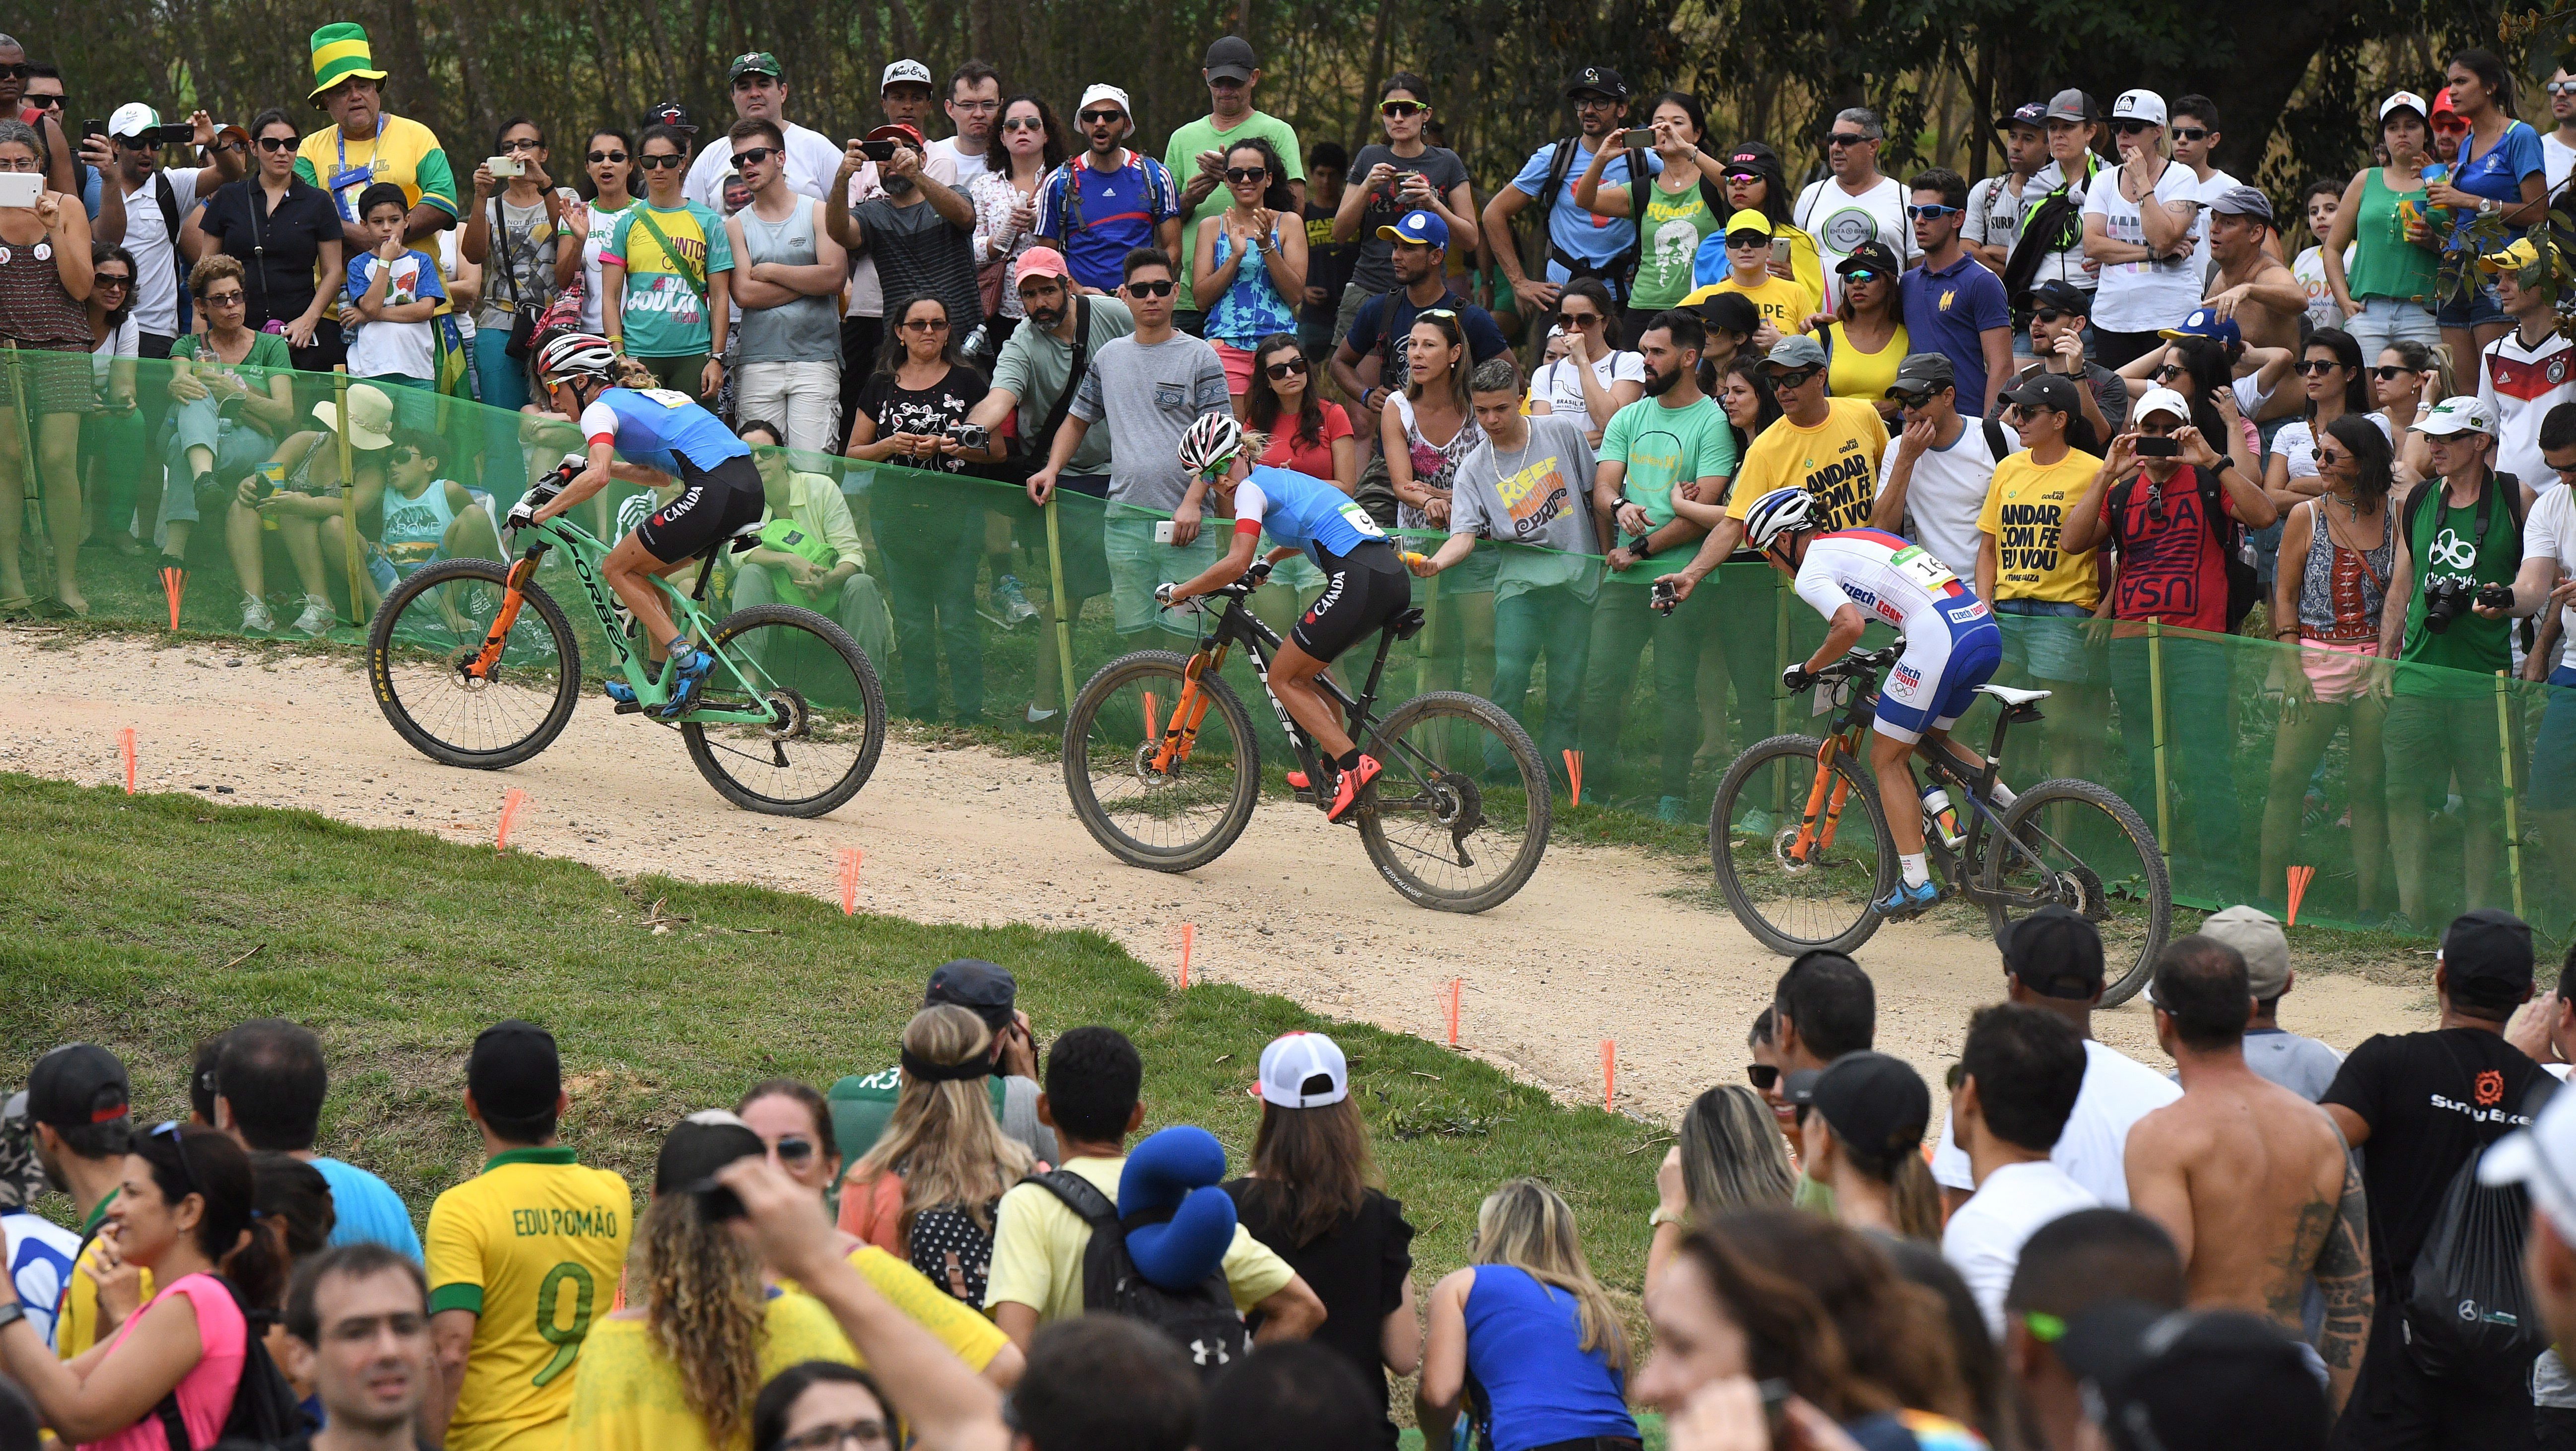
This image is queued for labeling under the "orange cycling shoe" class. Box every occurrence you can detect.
[1325,755,1381,823]
[1286,769,1310,790]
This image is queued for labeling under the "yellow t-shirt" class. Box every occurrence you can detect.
[982,1156,1295,1324]
[1823,321,1909,407]
[1726,398,1891,532]
[1977,449,2105,605]
[1682,275,1819,335]
[426,1148,636,1451]
[775,1246,1010,1373]
[53,1195,152,1361]
[564,1294,855,1451]
[293,115,461,319]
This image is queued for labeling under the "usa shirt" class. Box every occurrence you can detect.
[1036,151,1183,293]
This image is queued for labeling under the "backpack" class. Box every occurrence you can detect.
[2104,460,2261,632]
[2000,170,2090,302]
[1528,137,1645,302]
[2400,472,2533,655]
[2400,1044,2556,1378]
[1025,1169,1250,1381]
[154,172,194,334]
[152,1276,302,1451]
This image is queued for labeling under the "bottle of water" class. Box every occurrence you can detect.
[1920,784,1964,850]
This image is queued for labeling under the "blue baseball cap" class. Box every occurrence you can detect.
[1377,208,1449,248]
[2158,307,2241,346]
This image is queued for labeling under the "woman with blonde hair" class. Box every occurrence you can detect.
[1650,1084,1797,1280]
[1418,1178,1640,1451]
[840,1006,1033,1306]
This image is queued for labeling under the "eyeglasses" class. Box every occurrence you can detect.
[1906,203,1962,220]
[951,99,1002,113]
[1746,1063,1779,1091]
[499,137,544,153]
[1827,132,1871,146]
[588,149,628,163]
[772,1135,816,1165]
[1264,358,1308,380]
[1124,278,1175,297]
[2112,120,2157,135]
[93,273,134,290]
[733,146,779,167]
[2293,358,2340,376]
[638,153,686,170]
[2370,364,2415,380]
[150,1121,201,1205]
[898,317,951,332]
[2170,126,2210,141]
[1380,101,1427,119]
[1560,311,1603,327]
[202,289,245,307]
[256,136,298,153]
[777,1421,892,1451]
[1764,366,1824,391]
[999,117,1045,133]
[1078,110,1125,126]
[1225,166,1267,183]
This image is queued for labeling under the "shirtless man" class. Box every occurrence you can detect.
[2124,934,2374,1412]
[2198,186,2305,357]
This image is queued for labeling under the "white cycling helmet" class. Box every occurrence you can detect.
[1177,411,1246,479]
[1740,486,1818,552]
[536,331,619,385]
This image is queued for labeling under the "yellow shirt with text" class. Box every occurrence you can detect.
[564,1294,855,1451]
[1681,275,1819,335]
[1726,398,1890,532]
[1977,449,2104,605]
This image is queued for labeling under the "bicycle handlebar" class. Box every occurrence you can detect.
[1813,638,1906,679]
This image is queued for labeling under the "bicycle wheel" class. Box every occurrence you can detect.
[1062,650,1260,873]
[1357,691,1551,913]
[680,605,887,817]
[1709,734,1895,956]
[367,558,581,770]
[1982,778,2171,1006]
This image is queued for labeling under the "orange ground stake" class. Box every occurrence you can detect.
[2285,865,2316,926]
[495,788,528,852]
[1177,922,1196,987]
[838,848,863,915]
[1444,977,1462,1046]
[119,727,136,794]
[1563,749,1583,806]
[1601,1039,1617,1109]
[159,567,184,630]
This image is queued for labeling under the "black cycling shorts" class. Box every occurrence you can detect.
[632,453,766,564]
[1289,540,1412,663]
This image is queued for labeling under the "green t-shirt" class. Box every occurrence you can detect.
[170,329,294,384]
[607,201,736,358]
[1597,394,1737,582]
[1163,111,1305,314]
[1631,179,1722,309]
[2397,477,2519,696]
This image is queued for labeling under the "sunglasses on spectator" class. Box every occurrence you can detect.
[2032,307,2069,324]
[0,65,28,81]
[1746,1063,1779,1091]
[773,1136,816,1165]
[1887,387,1934,409]
[26,94,62,111]
[256,136,298,152]
[2153,363,2186,382]
[1264,358,1307,380]
[2553,81,2576,98]
[389,445,423,464]
[1560,310,1603,327]
[1827,132,1871,146]
[1380,101,1427,119]
[202,288,245,307]
[499,137,544,152]
[899,317,950,332]
[150,1122,201,1203]
[2433,117,2471,134]
[93,272,133,290]
[1905,203,1961,220]
[776,1420,892,1451]
[638,153,686,169]
[1764,366,1824,391]
[1843,268,1885,284]
[209,138,245,155]
[2112,120,2158,135]
[1079,110,1125,126]
[588,148,628,163]
[1125,278,1175,297]
[733,146,779,167]
[1225,166,1267,183]
[2170,126,2210,141]
[2370,365,2415,380]
[2293,358,2340,376]
[999,117,1045,133]
[2316,446,2344,467]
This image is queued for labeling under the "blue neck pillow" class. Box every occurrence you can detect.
[1118,1125,1237,1291]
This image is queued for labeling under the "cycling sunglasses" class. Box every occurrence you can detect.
[1905,203,1962,220]
[1380,101,1428,119]
[1763,365,1825,392]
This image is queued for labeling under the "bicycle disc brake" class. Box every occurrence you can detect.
[757,688,808,766]
[1417,767,1486,864]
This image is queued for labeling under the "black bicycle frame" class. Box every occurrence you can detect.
[1815,654,2054,901]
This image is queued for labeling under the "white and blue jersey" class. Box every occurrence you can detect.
[1794,528,2002,742]
[579,387,754,478]
[1233,465,1387,565]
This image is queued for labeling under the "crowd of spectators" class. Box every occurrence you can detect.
[9,901,2575,1451]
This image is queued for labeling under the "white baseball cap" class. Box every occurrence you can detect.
[108,103,162,140]
[881,59,932,91]
[2481,1079,2576,1241]
[2379,91,2431,123]
[2111,89,2168,128]
[2414,394,2499,437]
[2131,385,2191,425]
[1078,84,1133,119]
[1257,1031,1349,1108]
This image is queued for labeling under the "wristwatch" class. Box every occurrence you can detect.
[0,1299,24,1336]
[2481,198,2502,219]
[2211,455,2234,474]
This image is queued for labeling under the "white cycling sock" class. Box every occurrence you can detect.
[1900,852,1929,888]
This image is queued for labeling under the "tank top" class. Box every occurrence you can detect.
[2346,167,2437,305]
[1824,320,1908,406]
[1460,1265,1638,1451]
[1207,224,1297,347]
[2296,496,2394,644]
[1385,391,1474,532]
[378,479,464,574]
[734,196,842,364]
[579,200,629,334]
[79,1273,247,1451]
[1631,180,1720,309]
[0,224,91,345]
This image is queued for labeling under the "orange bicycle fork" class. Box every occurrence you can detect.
[1787,730,1857,865]
[1148,646,1229,773]
[463,553,542,679]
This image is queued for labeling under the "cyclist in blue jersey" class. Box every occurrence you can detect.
[1729,485,2013,918]
[519,332,763,718]
[1162,412,1414,822]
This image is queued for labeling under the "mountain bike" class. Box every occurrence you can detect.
[1709,638,2171,1004]
[365,463,886,817]
[1062,561,1550,912]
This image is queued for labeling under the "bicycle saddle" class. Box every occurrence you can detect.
[1392,607,1427,641]
[724,520,765,555]
[1974,683,2052,707]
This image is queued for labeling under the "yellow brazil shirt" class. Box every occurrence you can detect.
[53,1193,153,1361]
[1977,448,2105,606]
[771,1245,1010,1374]
[294,114,461,319]
[1681,275,1820,336]
[564,1293,855,1451]
[426,1147,635,1451]
[982,1155,1294,1325]
[1726,398,1891,532]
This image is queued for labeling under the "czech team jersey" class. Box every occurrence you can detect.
[1793,527,1992,638]
[425,1148,634,1451]
[1234,465,1384,563]
[580,388,754,478]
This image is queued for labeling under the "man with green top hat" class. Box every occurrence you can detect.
[293,22,455,256]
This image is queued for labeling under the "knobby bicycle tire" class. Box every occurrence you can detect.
[366,558,581,770]
[1061,650,1262,873]
[681,604,887,818]
[1357,691,1552,913]
[1709,734,1897,957]
[1981,777,2171,1007]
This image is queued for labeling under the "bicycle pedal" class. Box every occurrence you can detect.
[613,699,642,715]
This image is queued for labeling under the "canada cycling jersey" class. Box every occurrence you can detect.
[1232,465,1386,564]
[578,387,753,477]
[1794,528,2001,743]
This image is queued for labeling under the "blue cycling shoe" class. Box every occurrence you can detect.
[605,678,639,706]
[1872,879,1941,920]
[651,647,716,721]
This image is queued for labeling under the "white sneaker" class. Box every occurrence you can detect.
[293,595,337,637]
[1025,702,1060,725]
[240,595,274,634]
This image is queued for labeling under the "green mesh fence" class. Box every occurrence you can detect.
[11,349,2573,940]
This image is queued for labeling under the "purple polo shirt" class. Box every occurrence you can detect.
[1899,250,2012,407]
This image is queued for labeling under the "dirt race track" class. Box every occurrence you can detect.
[2,627,2435,1123]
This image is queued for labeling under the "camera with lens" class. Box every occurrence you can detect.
[945,421,991,451]
[2420,576,2515,633]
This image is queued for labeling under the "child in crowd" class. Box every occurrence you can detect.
[343,182,446,414]
[341,426,500,622]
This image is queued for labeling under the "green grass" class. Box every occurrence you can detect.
[0,773,1664,1299]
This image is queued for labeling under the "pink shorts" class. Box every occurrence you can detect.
[1213,341,1255,397]
[2297,637,2380,704]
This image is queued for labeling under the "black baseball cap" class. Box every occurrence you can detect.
[925,958,1019,1035]
[1692,290,1760,340]
[1203,36,1258,82]
[652,1109,767,1196]
[1997,100,2048,133]
[640,99,697,134]
[1563,65,1627,100]
[1837,239,1902,279]
[467,1020,562,1121]
[2058,1301,2330,1451]
[2441,908,2535,1008]
[2004,905,2105,999]
[27,1044,130,1129]
[1721,140,1781,178]
[1889,352,1957,395]
[2003,372,2084,417]
[1803,1052,1931,1166]
[2022,279,2091,316]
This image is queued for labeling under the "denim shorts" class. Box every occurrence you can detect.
[2435,277,2508,330]
[1995,597,2099,684]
